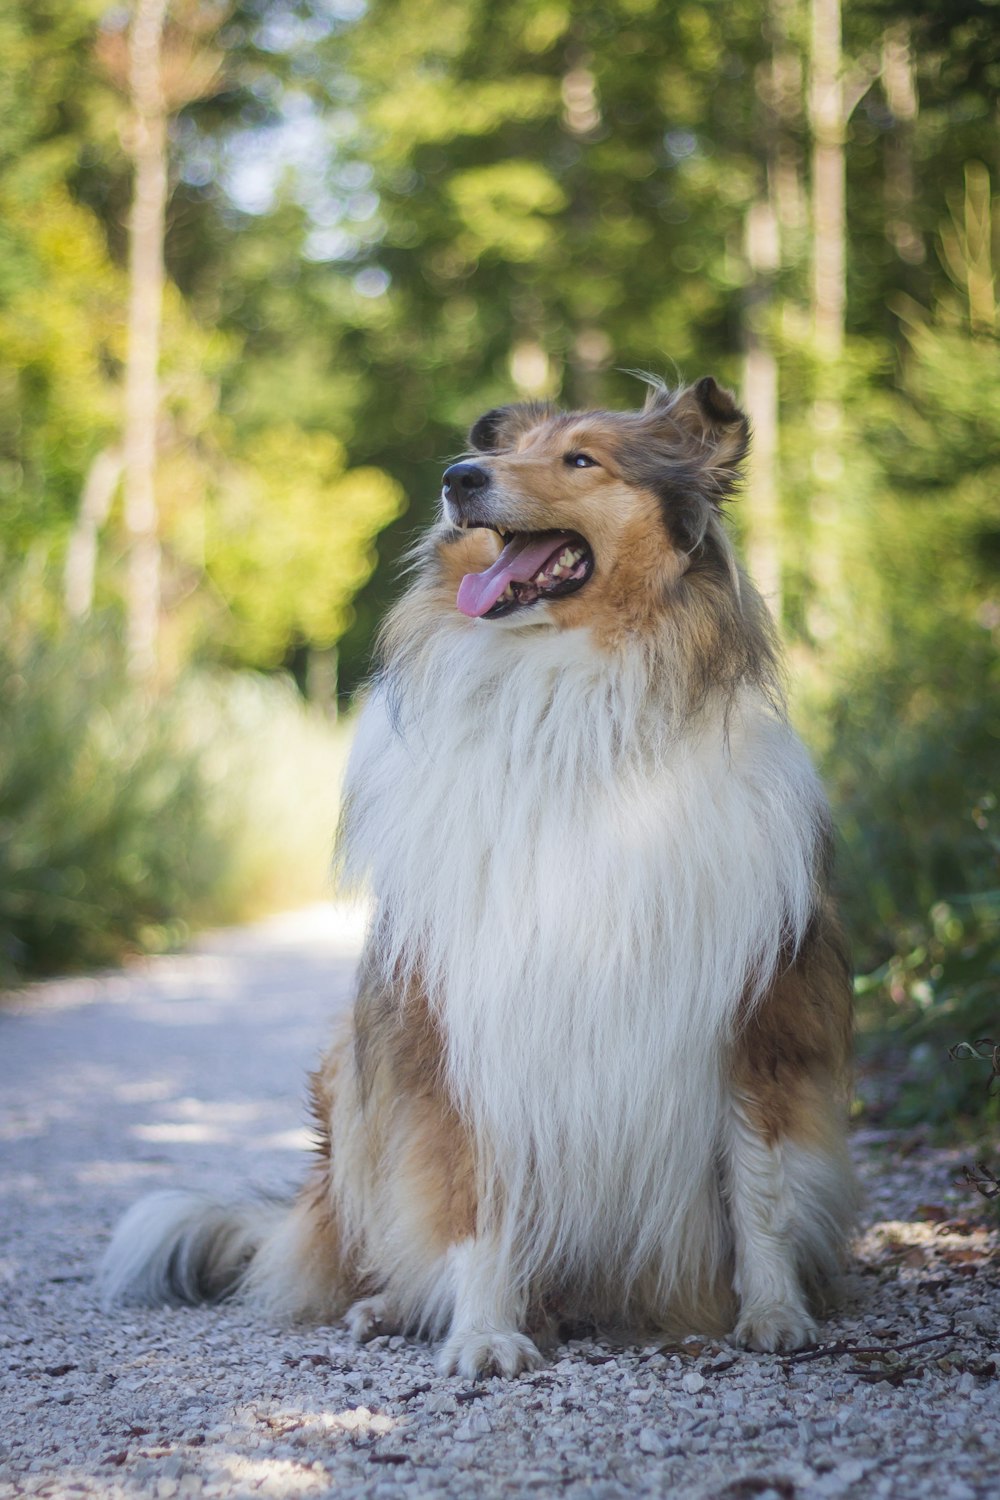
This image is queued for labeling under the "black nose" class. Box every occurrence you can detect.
[442,461,489,499]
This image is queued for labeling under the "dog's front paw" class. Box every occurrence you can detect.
[344,1295,398,1344]
[730,1303,817,1353]
[436,1328,544,1379]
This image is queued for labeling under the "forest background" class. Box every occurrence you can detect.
[2,0,998,1132]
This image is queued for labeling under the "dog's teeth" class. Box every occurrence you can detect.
[559,550,574,568]
[552,564,564,578]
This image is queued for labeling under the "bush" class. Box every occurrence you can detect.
[802,634,999,1137]
[0,625,350,985]
[853,874,1000,1134]
[176,666,352,924]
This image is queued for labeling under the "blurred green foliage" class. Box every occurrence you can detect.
[0,612,350,984]
[0,0,401,677]
[0,621,223,981]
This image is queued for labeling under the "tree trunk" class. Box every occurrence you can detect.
[742,201,782,614]
[769,0,808,245]
[306,645,340,721]
[809,0,845,361]
[561,44,606,408]
[123,0,169,681]
[882,21,923,270]
[64,448,123,620]
[807,0,846,640]
[742,0,802,620]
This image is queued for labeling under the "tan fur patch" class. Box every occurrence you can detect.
[435,529,503,603]
[545,488,685,648]
[309,957,476,1315]
[371,981,477,1253]
[731,902,853,1150]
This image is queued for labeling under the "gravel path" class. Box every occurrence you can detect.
[2,906,998,1500]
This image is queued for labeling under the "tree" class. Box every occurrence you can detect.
[96,0,227,678]
[121,0,170,678]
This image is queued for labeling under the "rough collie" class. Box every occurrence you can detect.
[101,377,857,1377]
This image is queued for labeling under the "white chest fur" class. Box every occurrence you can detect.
[342,625,827,1298]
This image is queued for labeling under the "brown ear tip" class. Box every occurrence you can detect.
[693,376,744,425]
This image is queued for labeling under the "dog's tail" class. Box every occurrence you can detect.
[98,1190,282,1308]
[98,1188,344,1319]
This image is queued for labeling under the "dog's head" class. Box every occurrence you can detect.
[438,378,749,637]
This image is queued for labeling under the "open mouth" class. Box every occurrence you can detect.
[456,529,594,619]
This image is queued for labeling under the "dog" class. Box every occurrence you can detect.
[101,376,858,1377]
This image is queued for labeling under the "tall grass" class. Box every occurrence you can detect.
[0,626,351,986]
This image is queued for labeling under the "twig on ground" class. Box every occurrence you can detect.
[958,1162,1000,1201]
[948,1037,1000,1095]
[783,1325,956,1365]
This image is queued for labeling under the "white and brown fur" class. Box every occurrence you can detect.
[101,378,858,1377]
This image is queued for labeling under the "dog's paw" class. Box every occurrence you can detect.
[436,1328,544,1379]
[730,1303,817,1353]
[344,1296,397,1344]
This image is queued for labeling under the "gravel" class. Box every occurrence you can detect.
[2,904,998,1499]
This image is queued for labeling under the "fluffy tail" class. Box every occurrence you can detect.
[99,1184,349,1319]
[98,1190,289,1310]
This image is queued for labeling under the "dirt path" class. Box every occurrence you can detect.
[1,908,997,1500]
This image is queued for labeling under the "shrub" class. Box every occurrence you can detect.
[0,625,350,985]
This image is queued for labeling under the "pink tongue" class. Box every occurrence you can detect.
[457,533,574,618]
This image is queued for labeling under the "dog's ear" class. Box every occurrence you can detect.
[469,402,556,453]
[641,378,750,499]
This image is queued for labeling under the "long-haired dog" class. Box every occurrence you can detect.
[101,377,857,1377]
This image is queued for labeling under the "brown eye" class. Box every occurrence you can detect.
[564,452,598,469]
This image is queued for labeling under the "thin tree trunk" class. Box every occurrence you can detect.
[561,44,606,408]
[123,0,169,680]
[810,0,845,361]
[807,0,846,639]
[882,21,923,269]
[743,201,782,613]
[769,0,808,245]
[306,645,340,722]
[64,448,123,620]
[742,0,801,619]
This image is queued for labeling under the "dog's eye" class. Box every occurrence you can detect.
[564,452,598,469]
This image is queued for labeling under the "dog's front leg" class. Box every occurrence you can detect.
[436,1237,543,1378]
[724,1099,819,1353]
